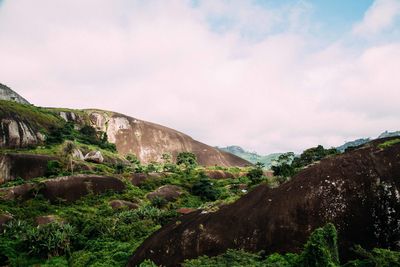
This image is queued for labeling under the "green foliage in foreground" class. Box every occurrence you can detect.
[182,224,399,267]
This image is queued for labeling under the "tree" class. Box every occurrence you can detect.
[176,152,197,169]
[271,152,296,178]
[192,174,220,201]
[247,162,265,185]
[63,141,77,175]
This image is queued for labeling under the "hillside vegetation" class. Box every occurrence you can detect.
[1,100,399,266]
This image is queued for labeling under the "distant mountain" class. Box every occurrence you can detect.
[378,130,400,139]
[218,145,281,169]
[336,138,371,153]
[336,131,400,152]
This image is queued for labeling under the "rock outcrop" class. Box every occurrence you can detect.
[109,200,139,210]
[204,170,236,179]
[0,83,30,104]
[147,185,183,202]
[0,153,57,184]
[85,110,249,167]
[128,138,400,266]
[0,175,125,203]
[84,151,104,163]
[0,118,45,148]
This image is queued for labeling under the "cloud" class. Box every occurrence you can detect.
[353,0,400,36]
[0,0,399,154]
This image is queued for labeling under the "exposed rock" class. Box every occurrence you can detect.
[131,173,164,186]
[109,200,139,210]
[177,208,196,215]
[0,83,30,104]
[147,185,182,202]
[84,110,249,167]
[0,153,57,184]
[0,183,35,201]
[128,138,400,266]
[84,151,104,163]
[204,170,236,179]
[72,149,84,160]
[0,175,125,203]
[0,119,42,148]
[40,175,125,203]
[0,213,13,230]
[35,215,63,225]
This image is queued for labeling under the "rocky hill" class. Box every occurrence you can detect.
[0,83,30,104]
[0,98,249,167]
[128,137,400,266]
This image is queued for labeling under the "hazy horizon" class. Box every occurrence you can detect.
[1,0,399,154]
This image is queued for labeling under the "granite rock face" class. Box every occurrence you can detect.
[0,119,45,148]
[0,83,30,104]
[128,138,400,266]
[85,110,249,167]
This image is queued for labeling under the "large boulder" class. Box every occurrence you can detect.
[128,138,400,266]
[147,185,182,202]
[0,175,125,203]
[0,153,57,184]
[35,215,63,225]
[204,170,236,179]
[109,200,139,210]
[41,174,125,203]
[84,151,104,163]
[0,183,35,201]
[131,172,164,187]
[0,213,13,230]
[85,110,250,167]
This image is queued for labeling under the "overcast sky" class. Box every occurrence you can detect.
[1,0,400,154]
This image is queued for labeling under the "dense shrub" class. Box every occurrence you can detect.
[191,173,220,201]
[177,152,198,169]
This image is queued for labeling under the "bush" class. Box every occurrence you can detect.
[247,167,264,185]
[177,152,197,169]
[25,222,76,258]
[191,173,220,201]
[46,160,63,177]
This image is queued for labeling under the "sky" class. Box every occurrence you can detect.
[0,0,400,154]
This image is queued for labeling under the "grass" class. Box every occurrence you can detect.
[378,138,400,149]
[0,100,64,131]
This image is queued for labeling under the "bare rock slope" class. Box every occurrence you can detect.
[128,138,400,266]
[83,110,249,166]
[0,83,30,104]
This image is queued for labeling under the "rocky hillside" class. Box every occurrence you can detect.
[0,83,30,104]
[0,98,249,167]
[128,137,400,266]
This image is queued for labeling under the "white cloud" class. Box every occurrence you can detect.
[353,0,400,36]
[0,0,399,154]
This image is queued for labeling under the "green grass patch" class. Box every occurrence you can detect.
[378,138,400,149]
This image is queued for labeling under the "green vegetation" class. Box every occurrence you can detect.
[272,145,338,182]
[378,138,400,149]
[1,101,398,266]
[183,224,399,267]
[0,142,259,266]
[0,100,64,131]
